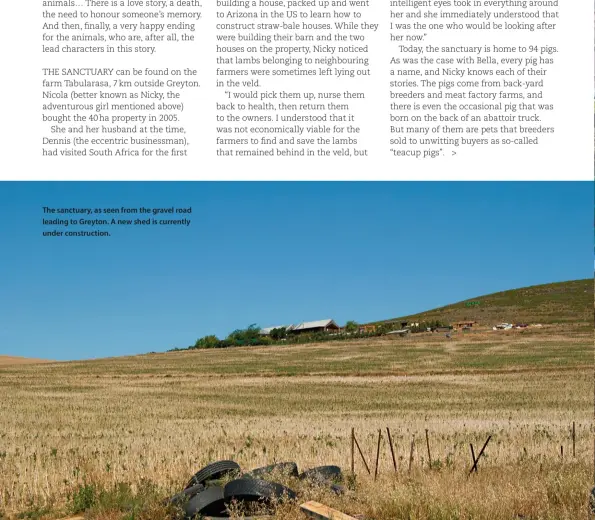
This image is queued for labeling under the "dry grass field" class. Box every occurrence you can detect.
[0,326,593,520]
[0,356,51,366]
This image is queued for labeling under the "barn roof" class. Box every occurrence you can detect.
[292,319,338,331]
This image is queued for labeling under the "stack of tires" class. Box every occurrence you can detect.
[168,460,344,519]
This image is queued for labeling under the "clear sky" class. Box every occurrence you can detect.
[0,181,591,361]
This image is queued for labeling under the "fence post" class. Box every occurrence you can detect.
[351,427,355,474]
[469,435,492,475]
[386,427,397,473]
[374,429,382,481]
[425,429,432,469]
[353,432,371,475]
[408,436,415,473]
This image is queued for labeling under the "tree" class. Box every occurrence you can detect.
[344,320,359,333]
[227,324,263,346]
[193,335,220,349]
[270,327,287,341]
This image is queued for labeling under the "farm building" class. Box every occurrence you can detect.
[454,321,477,329]
[289,319,340,334]
[433,326,453,332]
[260,319,340,336]
[358,324,377,333]
[396,321,419,329]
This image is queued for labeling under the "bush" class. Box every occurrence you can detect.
[269,327,287,340]
[225,324,269,347]
[69,483,97,513]
[193,335,220,349]
[344,320,359,333]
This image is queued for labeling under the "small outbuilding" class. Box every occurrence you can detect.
[454,321,477,329]
[358,324,377,333]
[433,326,453,332]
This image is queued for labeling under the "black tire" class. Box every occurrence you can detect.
[185,460,241,490]
[242,462,299,479]
[223,478,297,504]
[184,486,228,519]
[299,465,343,484]
[168,483,205,506]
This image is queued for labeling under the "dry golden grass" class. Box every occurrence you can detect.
[0,327,592,520]
[0,356,51,366]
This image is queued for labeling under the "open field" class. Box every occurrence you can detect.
[0,326,593,520]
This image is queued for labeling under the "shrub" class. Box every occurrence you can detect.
[344,320,359,333]
[69,483,97,513]
[269,327,287,340]
[193,335,220,349]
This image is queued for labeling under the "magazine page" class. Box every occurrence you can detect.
[0,0,593,178]
[0,1,593,520]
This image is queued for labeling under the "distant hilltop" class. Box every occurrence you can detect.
[0,355,52,366]
[371,279,593,327]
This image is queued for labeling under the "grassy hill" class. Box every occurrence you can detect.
[372,279,593,326]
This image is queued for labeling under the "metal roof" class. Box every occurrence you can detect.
[260,319,339,334]
[292,319,338,331]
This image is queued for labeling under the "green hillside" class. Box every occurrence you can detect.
[373,279,593,326]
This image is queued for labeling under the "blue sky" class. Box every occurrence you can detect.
[0,182,591,361]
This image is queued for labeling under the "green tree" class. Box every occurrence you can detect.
[227,324,263,346]
[193,335,220,349]
[344,320,359,333]
[270,327,287,340]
